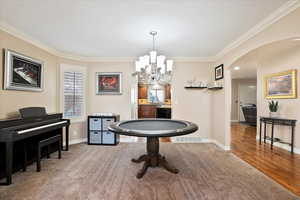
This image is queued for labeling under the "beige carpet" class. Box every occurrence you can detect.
[0,143,298,200]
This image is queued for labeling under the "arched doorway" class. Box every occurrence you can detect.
[227,38,300,195]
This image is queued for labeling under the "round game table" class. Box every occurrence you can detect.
[108,119,198,178]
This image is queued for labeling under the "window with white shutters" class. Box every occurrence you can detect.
[63,71,84,118]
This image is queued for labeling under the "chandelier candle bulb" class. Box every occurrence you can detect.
[144,55,150,66]
[157,55,166,65]
[139,55,149,67]
[135,61,142,72]
[150,51,157,64]
[138,57,144,67]
[160,64,166,74]
[146,65,151,74]
[167,60,173,71]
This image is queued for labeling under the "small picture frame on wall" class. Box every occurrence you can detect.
[215,64,224,80]
[4,49,44,92]
[96,72,122,95]
[264,69,297,99]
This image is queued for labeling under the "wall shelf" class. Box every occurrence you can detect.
[207,87,223,90]
[184,86,207,89]
[184,86,223,90]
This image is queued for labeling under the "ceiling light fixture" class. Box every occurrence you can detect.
[133,31,173,85]
[234,66,240,70]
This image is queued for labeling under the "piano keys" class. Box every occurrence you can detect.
[17,120,68,135]
[0,107,70,185]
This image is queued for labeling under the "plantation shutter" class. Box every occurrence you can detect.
[63,71,84,117]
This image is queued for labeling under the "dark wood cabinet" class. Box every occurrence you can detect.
[165,84,171,99]
[138,85,148,99]
[157,108,171,119]
[138,105,157,118]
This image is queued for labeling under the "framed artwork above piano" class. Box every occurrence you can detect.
[4,49,44,92]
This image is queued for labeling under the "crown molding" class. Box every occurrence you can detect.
[0,20,138,62]
[1,0,299,63]
[0,20,63,56]
[0,20,216,63]
[215,0,300,60]
[171,57,216,62]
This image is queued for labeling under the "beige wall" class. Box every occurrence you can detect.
[257,44,300,147]
[229,41,300,148]
[2,6,299,149]
[172,62,213,138]
[212,7,300,149]
[86,61,214,139]
[0,30,58,119]
[0,30,89,142]
[231,79,239,121]
[87,62,133,120]
[0,29,214,143]
[87,61,214,139]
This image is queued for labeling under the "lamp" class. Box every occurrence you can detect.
[133,31,173,85]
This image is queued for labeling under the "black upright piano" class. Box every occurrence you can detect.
[0,107,70,185]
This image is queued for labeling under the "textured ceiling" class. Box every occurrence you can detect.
[0,0,289,57]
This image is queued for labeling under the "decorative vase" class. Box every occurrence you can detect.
[269,112,279,118]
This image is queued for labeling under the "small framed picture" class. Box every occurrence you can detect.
[264,69,297,99]
[215,64,224,80]
[4,49,44,92]
[96,72,122,95]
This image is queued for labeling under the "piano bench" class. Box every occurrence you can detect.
[37,135,62,172]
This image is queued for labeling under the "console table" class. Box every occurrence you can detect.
[259,117,297,153]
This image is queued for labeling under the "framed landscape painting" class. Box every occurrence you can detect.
[4,49,44,92]
[215,64,224,80]
[96,72,122,95]
[264,69,297,99]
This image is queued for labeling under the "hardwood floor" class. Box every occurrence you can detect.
[231,122,300,197]
[160,137,171,142]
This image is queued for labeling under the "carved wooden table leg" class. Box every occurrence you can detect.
[147,137,160,167]
[159,155,179,174]
[132,136,179,178]
[136,159,150,178]
[132,154,147,163]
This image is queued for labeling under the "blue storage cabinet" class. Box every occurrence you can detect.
[88,115,120,145]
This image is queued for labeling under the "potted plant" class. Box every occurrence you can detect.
[268,100,279,118]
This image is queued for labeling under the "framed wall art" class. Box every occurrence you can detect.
[215,64,224,80]
[96,72,122,95]
[264,69,297,99]
[4,49,44,92]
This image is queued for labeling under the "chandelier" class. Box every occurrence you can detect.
[134,31,173,86]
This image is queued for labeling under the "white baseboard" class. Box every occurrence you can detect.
[66,137,231,151]
[231,120,239,123]
[120,136,138,143]
[211,140,231,151]
[172,137,231,151]
[255,135,300,154]
[68,137,138,144]
[69,138,87,145]
[66,135,299,155]
[67,137,138,145]
[171,137,210,143]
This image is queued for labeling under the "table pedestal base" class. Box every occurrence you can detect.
[132,137,179,179]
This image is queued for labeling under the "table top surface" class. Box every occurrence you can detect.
[108,119,198,137]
